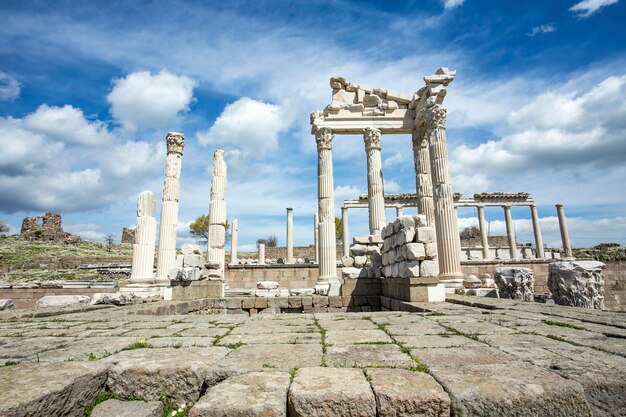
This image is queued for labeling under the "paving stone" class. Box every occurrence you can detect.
[146,336,215,348]
[217,332,320,345]
[35,337,138,362]
[190,371,290,417]
[325,329,393,345]
[0,336,74,360]
[366,368,450,417]
[395,335,483,349]
[288,367,376,417]
[178,327,232,337]
[0,361,108,417]
[91,399,163,417]
[218,343,322,372]
[317,319,380,330]
[326,343,414,369]
[102,346,230,403]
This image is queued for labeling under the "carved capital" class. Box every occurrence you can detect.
[411,128,428,149]
[424,105,447,130]
[166,132,185,154]
[363,127,382,150]
[315,127,334,150]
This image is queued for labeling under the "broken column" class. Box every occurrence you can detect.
[477,205,490,260]
[341,207,349,258]
[363,127,386,235]
[206,150,228,289]
[530,205,545,259]
[286,208,294,263]
[258,243,266,265]
[556,204,573,259]
[548,261,605,309]
[155,132,185,285]
[315,127,340,295]
[396,207,404,218]
[503,206,518,260]
[230,219,238,265]
[313,213,319,263]
[411,127,435,227]
[129,191,157,284]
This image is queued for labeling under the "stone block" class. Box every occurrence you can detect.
[218,344,322,373]
[329,296,343,308]
[366,368,450,417]
[242,297,255,309]
[288,367,376,417]
[396,228,416,245]
[189,371,290,417]
[415,227,435,243]
[369,234,383,244]
[257,281,279,290]
[420,260,439,277]
[351,244,368,256]
[36,295,90,308]
[400,261,421,278]
[342,267,367,279]
[267,297,289,309]
[341,256,354,267]
[313,295,329,307]
[226,297,242,309]
[183,254,204,268]
[254,297,268,309]
[181,244,203,255]
[404,243,427,261]
[547,261,605,309]
[425,242,438,258]
[302,296,313,307]
[0,299,15,311]
[92,399,163,417]
[413,215,427,227]
[354,256,367,268]
[353,236,370,245]
[288,296,303,308]
[397,216,416,230]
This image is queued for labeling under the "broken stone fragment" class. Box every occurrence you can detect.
[36,295,90,308]
[257,281,280,290]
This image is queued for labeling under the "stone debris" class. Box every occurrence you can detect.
[257,281,280,290]
[0,299,15,310]
[90,292,138,306]
[91,399,163,417]
[495,267,534,301]
[36,295,91,308]
[548,261,605,309]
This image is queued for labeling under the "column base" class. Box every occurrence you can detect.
[120,284,164,298]
[315,277,341,296]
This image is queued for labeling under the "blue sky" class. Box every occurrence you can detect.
[1,0,625,250]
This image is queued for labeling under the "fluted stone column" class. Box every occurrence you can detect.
[315,127,339,294]
[207,150,228,283]
[313,213,319,263]
[396,207,403,218]
[503,205,518,260]
[286,208,294,263]
[364,127,386,235]
[556,204,573,259]
[230,219,238,265]
[530,205,545,259]
[130,191,157,283]
[258,243,266,265]
[477,205,490,260]
[155,132,184,284]
[412,127,435,227]
[341,207,349,257]
[425,105,462,279]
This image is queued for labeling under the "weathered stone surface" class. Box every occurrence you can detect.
[218,344,322,372]
[404,243,426,261]
[415,227,435,243]
[90,292,136,306]
[190,371,290,417]
[366,368,450,417]
[258,281,280,290]
[91,399,163,417]
[326,329,393,345]
[420,260,439,277]
[181,244,203,255]
[326,344,414,369]
[0,299,14,310]
[103,347,230,403]
[0,361,108,417]
[495,267,534,301]
[548,261,605,309]
[36,295,90,308]
[288,367,376,417]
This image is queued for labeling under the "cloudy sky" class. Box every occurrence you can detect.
[1,0,625,250]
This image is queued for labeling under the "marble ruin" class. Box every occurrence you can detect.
[495,267,535,302]
[206,149,228,291]
[548,261,605,309]
[19,212,80,244]
[128,191,157,286]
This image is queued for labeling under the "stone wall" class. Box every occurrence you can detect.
[121,228,135,244]
[225,265,336,290]
[0,287,117,309]
[19,212,80,244]
[262,245,343,261]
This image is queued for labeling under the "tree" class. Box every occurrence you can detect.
[460,226,480,240]
[335,217,343,244]
[257,235,278,248]
[0,221,9,236]
[189,214,230,244]
[106,234,115,252]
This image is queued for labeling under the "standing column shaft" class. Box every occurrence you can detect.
[396,207,403,218]
[258,243,265,265]
[425,105,462,279]
[412,128,435,227]
[156,132,185,283]
[341,207,349,257]
[313,213,319,263]
[315,128,338,286]
[503,205,518,260]
[286,208,294,263]
[530,205,545,259]
[556,204,573,258]
[207,150,228,282]
[364,128,386,235]
[230,219,238,265]
[477,205,490,260]
[130,191,157,282]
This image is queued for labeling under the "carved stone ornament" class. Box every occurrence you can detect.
[424,105,447,130]
[166,132,185,154]
[363,127,382,149]
[411,127,428,148]
[315,127,334,150]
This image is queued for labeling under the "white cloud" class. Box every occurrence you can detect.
[63,223,108,242]
[384,179,401,193]
[383,152,406,167]
[197,98,289,158]
[441,0,465,10]
[451,173,491,195]
[23,104,114,146]
[0,72,20,101]
[527,23,556,37]
[334,185,363,205]
[107,70,197,130]
[570,0,620,17]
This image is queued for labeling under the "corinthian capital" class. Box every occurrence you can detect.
[411,127,428,148]
[424,104,447,130]
[166,132,185,154]
[315,127,334,150]
[363,127,382,150]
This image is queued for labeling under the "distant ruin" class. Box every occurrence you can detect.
[19,212,80,244]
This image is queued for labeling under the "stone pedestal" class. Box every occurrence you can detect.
[155,132,185,285]
[286,208,294,263]
[129,191,157,284]
[556,204,573,259]
[411,128,435,228]
[315,128,340,295]
[230,219,238,265]
[364,128,386,235]
[548,261,605,309]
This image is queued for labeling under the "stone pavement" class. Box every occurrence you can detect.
[0,296,625,417]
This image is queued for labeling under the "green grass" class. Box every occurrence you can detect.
[425,312,446,317]
[546,334,581,346]
[542,320,587,331]
[83,391,120,417]
[313,319,328,367]
[289,367,299,381]
[2,360,18,367]
[122,341,150,351]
